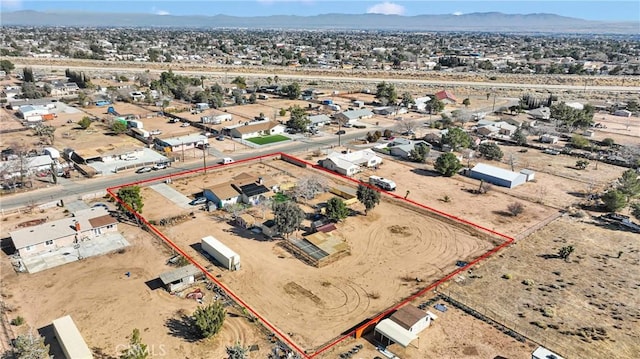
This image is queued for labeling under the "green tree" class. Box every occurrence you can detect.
[279,108,287,117]
[78,116,92,130]
[401,92,414,108]
[356,184,381,216]
[511,127,527,145]
[426,96,445,114]
[435,153,463,177]
[631,202,640,221]
[20,82,44,99]
[22,67,35,82]
[462,98,471,107]
[226,342,249,359]
[286,105,310,132]
[283,82,301,100]
[570,134,590,149]
[617,169,640,201]
[0,59,14,73]
[193,302,226,339]
[558,245,575,261]
[13,332,49,359]
[248,92,257,104]
[119,328,148,359]
[601,190,626,212]
[112,120,128,134]
[551,102,594,130]
[441,127,471,151]
[375,82,397,106]
[326,197,349,222]
[272,201,305,238]
[409,143,430,163]
[479,142,504,161]
[231,76,247,89]
[117,186,144,214]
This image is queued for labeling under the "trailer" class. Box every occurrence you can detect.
[369,175,396,191]
[52,315,93,359]
[214,114,233,123]
[201,235,240,271]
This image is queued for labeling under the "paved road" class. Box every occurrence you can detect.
[0,131,365,212]
[18,63,640,92]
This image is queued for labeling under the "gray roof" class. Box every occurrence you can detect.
[309,114,332,125]
[159,264,201,284]
[10,208,112,249]
[157,134,207,147]
[338,109,373,120]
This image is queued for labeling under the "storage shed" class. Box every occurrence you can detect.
[52,315,93,359]
[390,305,432,334]
[374,318,418,348]
[469,163,527,189]
[201,235,240,271]
[159,264,203,292]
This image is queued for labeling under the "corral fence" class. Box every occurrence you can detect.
[437,288,571,358]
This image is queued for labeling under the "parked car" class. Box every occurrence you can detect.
[543,149,561,155]
[216,135,225,141]
[153,163,167,170]
[189,197,207,206]
[136,167,152,173]
[180,122,190,127]
[220,157,235,164]
[149,129,162,135]
[336,130,346,135]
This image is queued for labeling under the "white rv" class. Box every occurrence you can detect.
[369,175,396,191]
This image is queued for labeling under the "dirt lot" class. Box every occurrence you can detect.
[444,216,640,359]
[138,159,498,350]
[0,206,273,358]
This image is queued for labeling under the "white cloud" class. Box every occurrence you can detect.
[367,2,405,16]
[453,11,463,16]
[152,7,170,16]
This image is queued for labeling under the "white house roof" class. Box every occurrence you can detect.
[158,134,207,147]
[339,109,373,120]
[10,207,113,250]
[335,149,381,165]
[471,163,522,182]
[309,114,332,125]
[375,318,417,348]
[326,153,360,171]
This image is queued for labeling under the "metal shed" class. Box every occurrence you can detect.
[469,163,527,188]
[374,318,418,348]
[159,264,203,292]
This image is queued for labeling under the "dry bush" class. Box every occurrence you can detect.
[507,202,525,216]
[368,291,380,299]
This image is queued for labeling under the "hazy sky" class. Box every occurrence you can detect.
[1,1,638,21]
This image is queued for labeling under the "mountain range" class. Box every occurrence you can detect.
[2,11,638,34]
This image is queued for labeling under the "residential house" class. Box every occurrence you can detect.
[334,109,374,124]
[412,96,431,111]
[372,106,408,116]
[387,139,430,159]
[0,155,55,180]
[9,207,118,258]
[320,149,382,176]
[228,120,285,139]
[203,172,277,209]
[308,114,332,128]
[614,109,632,117]
[154,134,208,153]
[435,90,457,104]
[50,81,80,96]
[475,120,517,137]
[539,134,559,144]
[528,107,551,121]
[17,105,50,119]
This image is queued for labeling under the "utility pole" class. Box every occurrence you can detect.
[202,147,207,174]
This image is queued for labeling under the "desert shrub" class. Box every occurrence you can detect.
[507,202,525,216]
[11,316,25,326]
[542,307,556,318]
[522,279,535,286]
[368,291,380,299]
[502,273,512,280]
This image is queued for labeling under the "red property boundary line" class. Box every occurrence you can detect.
[107,152,514,359]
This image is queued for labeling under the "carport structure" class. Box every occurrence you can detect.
[374,318,418,348]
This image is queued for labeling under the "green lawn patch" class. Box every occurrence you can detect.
[245,134,290,145]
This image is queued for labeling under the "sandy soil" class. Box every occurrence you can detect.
[444,216,640,359]
[0,207,273,358]
[137,160,498,350]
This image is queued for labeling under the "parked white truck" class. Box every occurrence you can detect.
[369,175,397,191]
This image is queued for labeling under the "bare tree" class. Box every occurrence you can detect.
[451,109,472,126]
[507,202,525,216]
[292,176,329,202]
[394,118,419,134]
[257,198,273,219]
